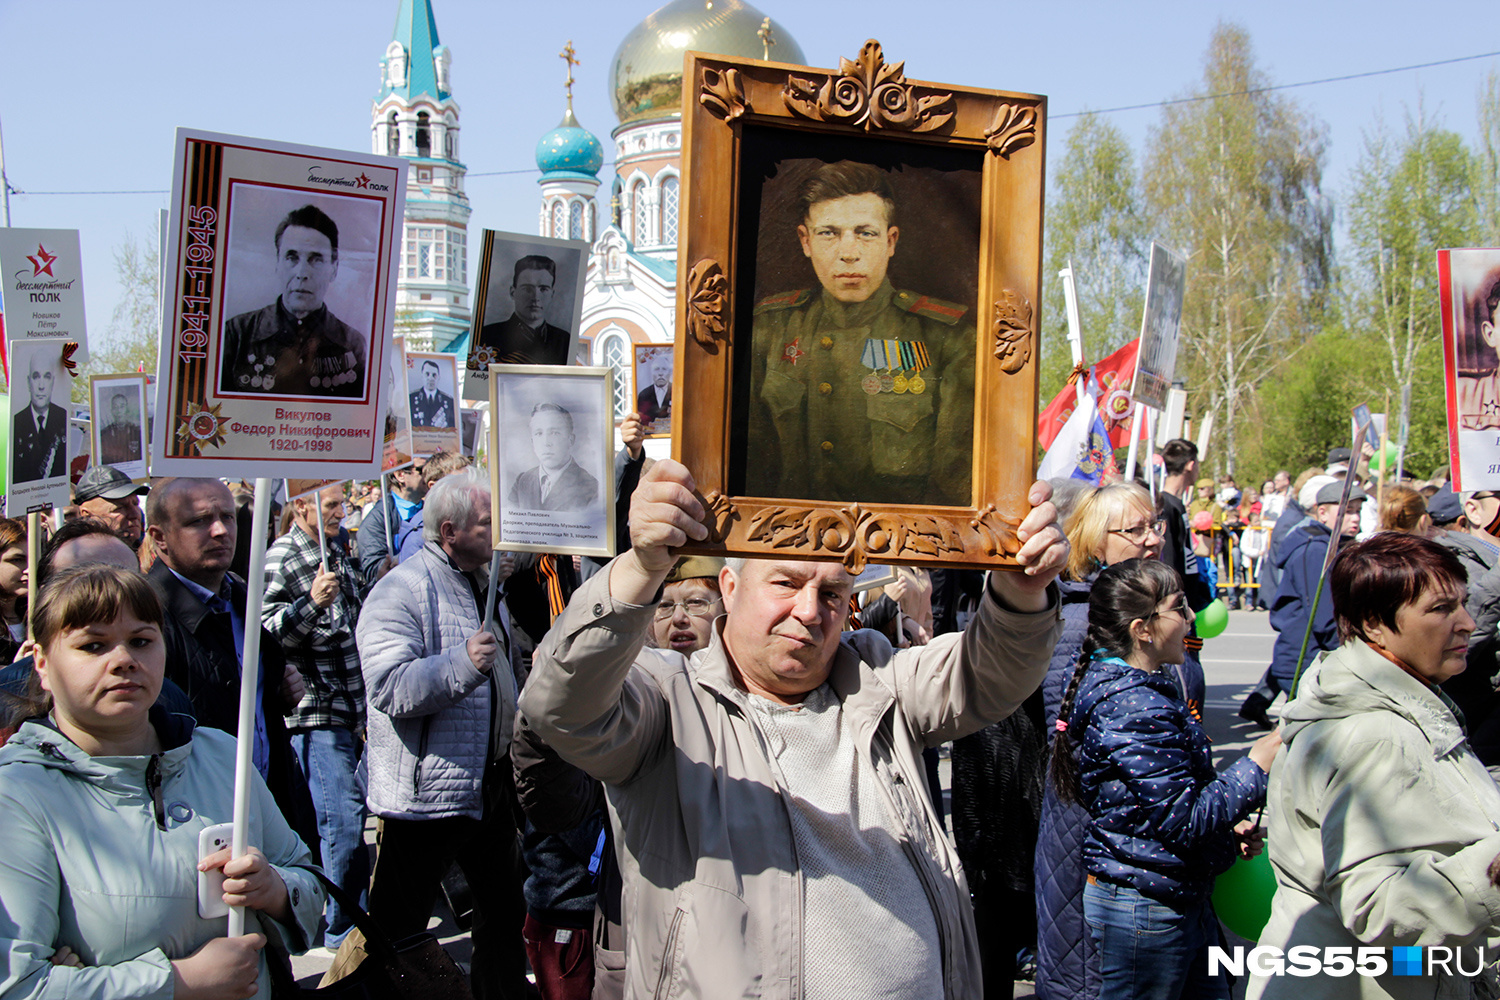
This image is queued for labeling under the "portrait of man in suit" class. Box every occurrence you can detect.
[409,359,455,430]
[635,352,672,434]
[13,349,68,483]
[476,255,570,365]
[506,402,599,513]
[99,390,144,466]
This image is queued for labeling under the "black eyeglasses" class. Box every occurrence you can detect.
[1149,594,1191,621]
[1108,518,1166,543]
[654,597,722,621]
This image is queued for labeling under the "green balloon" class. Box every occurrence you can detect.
[1197,598,1229,638]
[1212,848,1277,941]
[1381,440,1399,468]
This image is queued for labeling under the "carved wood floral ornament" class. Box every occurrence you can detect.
[782,41,955,134]
[679,43,1046,571]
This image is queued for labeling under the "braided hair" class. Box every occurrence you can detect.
[1049,558,1181,804]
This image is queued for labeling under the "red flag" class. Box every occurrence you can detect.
[1038,338,1141,450]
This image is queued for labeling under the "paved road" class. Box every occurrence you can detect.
[289,608,1285,993]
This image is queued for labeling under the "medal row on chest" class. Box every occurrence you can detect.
[859,338,930,395]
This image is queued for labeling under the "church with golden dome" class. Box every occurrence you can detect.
[373,0,802,421]
[573,0,802,420]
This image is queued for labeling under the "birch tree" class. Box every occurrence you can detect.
[1142,23,1333,473]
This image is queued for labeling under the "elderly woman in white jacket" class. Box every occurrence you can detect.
[1249,532,1500,1000]
[0,565,322,1000]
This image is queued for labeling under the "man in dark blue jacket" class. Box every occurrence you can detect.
[1250,481,1365,726]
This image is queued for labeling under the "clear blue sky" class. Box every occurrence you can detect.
[2,0,1496,354]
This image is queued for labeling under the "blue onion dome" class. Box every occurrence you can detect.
[612,0,805,125]
[536,108,604,178]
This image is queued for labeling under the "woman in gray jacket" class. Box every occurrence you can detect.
[0,565,322,1000]
[1249,533,1500,1000]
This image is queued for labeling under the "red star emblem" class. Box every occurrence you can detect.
[781,338,805,365]
[27,244,57,278]
[356,173,371,189]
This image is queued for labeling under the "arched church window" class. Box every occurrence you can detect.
[387,113,399,157]
[630,179,648,245]
[416,113,430,158]
[660,176,679,245]
[601,332,632,419]
[552,201,566,239]
[570,202,585,240]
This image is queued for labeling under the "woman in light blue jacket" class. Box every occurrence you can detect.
[0,565,323,1000]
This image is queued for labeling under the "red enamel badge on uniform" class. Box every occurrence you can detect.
[782,338,805,364]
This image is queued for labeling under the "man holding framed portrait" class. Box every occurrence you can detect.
[747,161,975,508]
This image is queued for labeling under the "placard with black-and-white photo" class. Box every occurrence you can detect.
[153,128,406,479]
[383,335,414,473]
[463,230,589,401]
[489,364,614,557]
[1439,247,1500,489]
[1131,242,1188,411]
[89,374,150,482]
[405,351,462,457]
[7,338,72,514]
[632,343,673,438]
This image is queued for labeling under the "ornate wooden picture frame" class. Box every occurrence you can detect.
[674,41,1046,572]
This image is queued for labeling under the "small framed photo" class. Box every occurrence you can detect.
[460,406,483,458]
[405,351,462,457]
[488,364,615,558]
[463,230,590,401]
[632,344,674,438]
[674,42,1046,571]
[7,338,72,514]
[89,374,150,482]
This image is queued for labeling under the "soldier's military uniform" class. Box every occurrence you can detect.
[476,315,572,366]
[748,280,975,506]
[222,298,367,397]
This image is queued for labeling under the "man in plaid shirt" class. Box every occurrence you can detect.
[264,483,368,949]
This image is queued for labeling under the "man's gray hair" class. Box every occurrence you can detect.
[422,468,490,543]
[724,557,746,579]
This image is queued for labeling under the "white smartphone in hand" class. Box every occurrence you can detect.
[197,823,233,919]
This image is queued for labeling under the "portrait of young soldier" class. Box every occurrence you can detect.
[477,254,571,366]
[1458,276,1500,430]
[747,160,975,507]
[221,204,368,397]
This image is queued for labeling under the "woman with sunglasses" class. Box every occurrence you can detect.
[1032,482,1168,999]
[1051,559,1281,999]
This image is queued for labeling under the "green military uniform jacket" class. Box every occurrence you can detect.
[748,280,975,506]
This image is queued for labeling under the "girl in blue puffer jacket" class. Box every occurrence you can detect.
[1050,559,1281,1000]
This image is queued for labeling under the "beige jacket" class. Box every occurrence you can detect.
[1248,640,1500,1000]
[519,567,1061,1000]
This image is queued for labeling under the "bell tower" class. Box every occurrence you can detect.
[372,0,471,354]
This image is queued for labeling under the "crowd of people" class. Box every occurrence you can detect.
[5,418,1500,1000]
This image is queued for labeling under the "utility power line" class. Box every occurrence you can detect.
[10,47,1500,196]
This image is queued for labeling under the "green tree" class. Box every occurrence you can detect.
[1345,108,1476,475]
[1040,113,1149,404]
[76,227,160,404]
[1142,22,1334,474]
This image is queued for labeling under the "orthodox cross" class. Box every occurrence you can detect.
[560,41,580,109]
[758,18,776,61]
